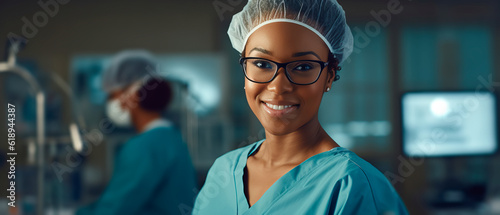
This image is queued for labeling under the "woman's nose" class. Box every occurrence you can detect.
[266,67,293,94]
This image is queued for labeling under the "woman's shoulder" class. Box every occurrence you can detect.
[322,147,387,179]
[320,148,408,214]
[316,147,398,195]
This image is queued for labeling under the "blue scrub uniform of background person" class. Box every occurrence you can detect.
[77,120,197,215]
[193,140,408,215]
[77,50,197,215]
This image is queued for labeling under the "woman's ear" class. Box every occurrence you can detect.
[333,68,340,82]
[325,53,340,92]
[325,55,339,92]
[324,70,335,92]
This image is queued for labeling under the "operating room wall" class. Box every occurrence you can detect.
[0,0,222,208]
[0,0,499,214]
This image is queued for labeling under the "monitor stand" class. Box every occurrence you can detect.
[428,157,486,208]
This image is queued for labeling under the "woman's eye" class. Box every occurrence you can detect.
[294,64,313,71]
[253,60,273,69]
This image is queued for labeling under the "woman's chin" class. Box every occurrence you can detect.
[261,121,297,136]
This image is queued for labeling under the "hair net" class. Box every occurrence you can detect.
[227,0,353,64]
[101,50,158,93]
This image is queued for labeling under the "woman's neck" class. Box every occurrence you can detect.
[255,117,338,167]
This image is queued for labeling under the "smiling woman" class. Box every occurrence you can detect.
[193,0,409,214]
[243,22,333,137]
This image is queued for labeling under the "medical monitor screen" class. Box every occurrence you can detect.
[401,91,497,157]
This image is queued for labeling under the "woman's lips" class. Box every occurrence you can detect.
[261,101,299,117]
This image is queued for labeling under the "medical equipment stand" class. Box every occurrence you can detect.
[0,42,46,215]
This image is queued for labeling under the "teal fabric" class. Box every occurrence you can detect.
[193,140,408,215]
[77,127,197,215]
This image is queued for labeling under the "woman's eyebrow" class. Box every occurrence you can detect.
[249,47,271,55]
[292,51,321,60]
[248,48,321,60]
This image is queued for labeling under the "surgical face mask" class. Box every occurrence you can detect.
[106,99,132,127]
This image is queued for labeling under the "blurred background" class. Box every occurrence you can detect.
[0,0,499,214]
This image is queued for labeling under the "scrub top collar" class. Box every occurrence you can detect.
[143,118,173,133]
[234,140,346,214]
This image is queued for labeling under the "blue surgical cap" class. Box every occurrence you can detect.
[101,50,157,93]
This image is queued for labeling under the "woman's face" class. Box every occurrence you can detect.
[244,22,334,135]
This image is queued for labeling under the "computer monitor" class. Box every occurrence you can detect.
[401,91,498,157]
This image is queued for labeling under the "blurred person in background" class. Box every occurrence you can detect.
[192,0,408,214]
[76,50,197,215]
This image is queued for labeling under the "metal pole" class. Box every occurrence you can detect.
[36,92,45,215]
[0,62,45,215]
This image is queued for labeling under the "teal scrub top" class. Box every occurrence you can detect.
[77,126,197,215]
[193,140,409,215]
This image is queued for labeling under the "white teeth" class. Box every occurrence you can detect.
[265,103,293,110]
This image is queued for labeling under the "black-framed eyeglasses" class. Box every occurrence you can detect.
[239,57,329,85]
